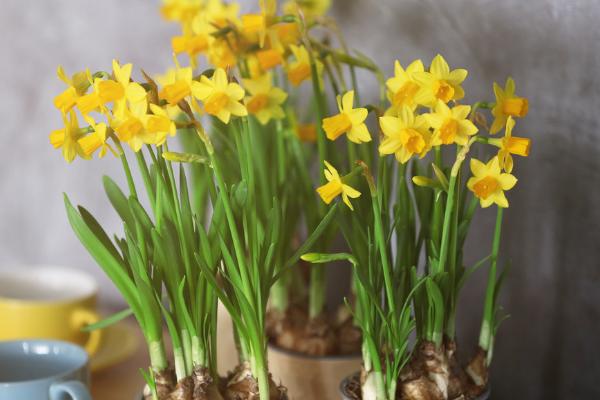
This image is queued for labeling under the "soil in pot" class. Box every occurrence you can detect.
[266,304,362,356]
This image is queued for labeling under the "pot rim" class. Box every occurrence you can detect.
[338,372,491,400]
[267,342,362,361]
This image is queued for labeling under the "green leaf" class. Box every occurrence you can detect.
[140,368,157,399]
[64,194,144,333]
[274,202,339,283]
[425,278,444,345]
[457,255,491,291]
[81,308,133,332]
[103,176,135,228]
[77,205,123,265]
[493,260,512,307]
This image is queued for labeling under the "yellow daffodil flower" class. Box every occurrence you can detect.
[490,77,529,134]
[113,102,175,152]
[80,60,147,118]
[243,73,287,125]
[273,22,300,49]
[413,54,467,107]
[284,0,332,19]
[49,110,87,163]
[385,59,424,114]
[322,90,371,143]
[203,0,240,28]
[171,33,209,67]
[467,156,517,208]
[425,100,478,146]
[256,48,284,71]
[207,38,238,69]
[379,106,431,163]
[79,117,113,159]
[53,66,91,114]
[75,89,102,116]
[240,1,276,47]
[158,63,195,106]
[241,14,268,47]
[192,68,248,124]
[316,161,361,210]
[286,45,323,87]
[171,12,221,68]
[160,0,203,24]
[489,117,531,173]
[296,123,317,142]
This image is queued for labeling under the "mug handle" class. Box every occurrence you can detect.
[49,380,91,400]
[71,308,103,355]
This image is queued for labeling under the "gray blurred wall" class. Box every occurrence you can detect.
[1,1,599,399]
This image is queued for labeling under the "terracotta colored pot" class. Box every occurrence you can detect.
[338,373,491,400]
[268,345,361,400]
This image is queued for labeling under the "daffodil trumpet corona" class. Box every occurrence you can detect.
[49,2,533,400]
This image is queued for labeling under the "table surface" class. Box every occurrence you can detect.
[91,323,147,400]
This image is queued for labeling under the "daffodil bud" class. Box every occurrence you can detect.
[162,151,208,164]
[412,176,437,189]
[431,163,449,190]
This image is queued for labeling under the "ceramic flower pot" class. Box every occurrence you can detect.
[338,373,491,400]
[267,344,361,400]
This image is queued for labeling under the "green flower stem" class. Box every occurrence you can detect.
[270,278,289,313]
[308,43,329,319]
[213,161,253,304]
[148,340,168,372]
[429,191,443,258]
[309,50,328,185]
[115,141,137,199]
[458,196,479,247]
[479,207,504,353]
[395,163,410,270]
[135,150,156,215]
[364,336,387,400]
[437,140,474,275]
[191,335,203,367]
[309,267,326,318]
[181,329,193,377]
[362,163,397,323]
[250,340,270,400]
[445,169,462,339]
[163,144,194,296]
[436,175,457,275]
[173,347,186,383]
[430,147,444,254]
[199,124,261,380]
[309,40,386,105]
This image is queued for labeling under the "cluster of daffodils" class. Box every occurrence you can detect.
[50,2,342,399]
[50,1,534,399]
[51,60,250,161]
[307,54,532,399]
[317,55,530,211]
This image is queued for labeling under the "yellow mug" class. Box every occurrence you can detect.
[0,266,102,355]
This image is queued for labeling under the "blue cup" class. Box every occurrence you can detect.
[0,340,91,400]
